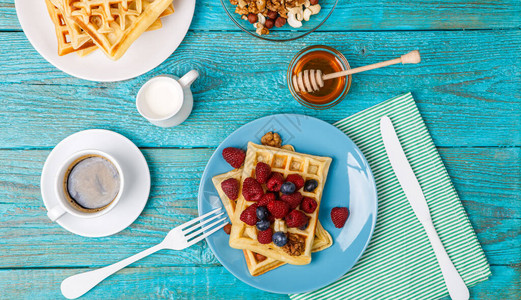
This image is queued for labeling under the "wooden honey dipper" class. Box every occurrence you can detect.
[292,50,421,93]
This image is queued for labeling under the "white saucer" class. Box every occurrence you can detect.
[41,129,150,237]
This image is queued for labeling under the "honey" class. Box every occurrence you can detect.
[291,50,348,105]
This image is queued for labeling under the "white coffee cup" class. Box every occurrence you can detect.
[47,149,125,222]
[136,70,199,128]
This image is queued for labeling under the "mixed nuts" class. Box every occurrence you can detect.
[231,0,322,35]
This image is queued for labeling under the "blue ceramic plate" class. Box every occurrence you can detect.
[198,114,378,294]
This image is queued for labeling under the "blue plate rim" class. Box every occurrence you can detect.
[197,113,378,294]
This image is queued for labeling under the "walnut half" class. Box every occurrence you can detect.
[281,233,305,256]
[261,131,282,148]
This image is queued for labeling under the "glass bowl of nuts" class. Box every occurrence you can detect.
[221,0,338,41]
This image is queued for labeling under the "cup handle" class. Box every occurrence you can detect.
[178,70,199,88]
[47,205,66,222]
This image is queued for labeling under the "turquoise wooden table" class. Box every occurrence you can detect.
[0,0,520,299]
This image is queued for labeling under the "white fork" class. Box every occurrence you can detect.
[61,207,227,299]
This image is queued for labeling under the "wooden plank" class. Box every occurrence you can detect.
[0,30,519,148]
[0,265,518,299]
[470,265,521,299]
[0,266,288,299]
[1,0,520,31]
[440,148,521,211]
[0,148,518,268]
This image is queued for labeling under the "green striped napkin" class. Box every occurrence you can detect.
[291,92,490,299]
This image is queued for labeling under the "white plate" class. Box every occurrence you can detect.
[41,129,151,237]
[15,0,195,82]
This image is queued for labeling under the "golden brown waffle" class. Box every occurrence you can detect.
[160,3,175,17]
[147,3,175,30]
[229,142,332,265]
[64,0,174,60]
[46,0,174,57]
[312,220,333,252]
[212,155,332,276]
[52,0,94,49]
[45,0,97,56]
[76,45,98,57]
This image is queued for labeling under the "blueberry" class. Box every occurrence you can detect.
[256,206,269,220]
[280,182,296,195]
[272,231,288,247]
[256,219,270,231]
[304,179,318,192]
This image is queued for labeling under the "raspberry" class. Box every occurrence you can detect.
[299,222,309,230]
[267,213,275,223]
[240,204,258,226]
[267,200,290,219]
[242,177,264,202]
[255,162,271,184]
[266,172,284,192]
[301,197,317,213]
[223,223,232,234]
[257,228,273,244]
[221,178,239,200]
[285,210,308,228]
[286,174,304,190]
[258,192,276,207]
[254,253,267,262]
[222,147,245,169]
[280,192,303,210]
[331,207,349,228]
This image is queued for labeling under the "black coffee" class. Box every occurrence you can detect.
[64,155,120,212]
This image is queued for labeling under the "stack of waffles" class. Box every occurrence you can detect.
[45,0,175,60]
[213,142,333,276]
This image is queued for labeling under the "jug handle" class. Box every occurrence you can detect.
[178,70,199,88]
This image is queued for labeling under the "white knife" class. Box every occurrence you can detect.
[380,116,469,300]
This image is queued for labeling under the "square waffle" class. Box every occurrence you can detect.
[51,0,94,49]
[212,146,332,276]
[64,0,174,60]
[46,0,174,57]
[229,142,332,265]
[45,0,97,56]
[147,3,175,30]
